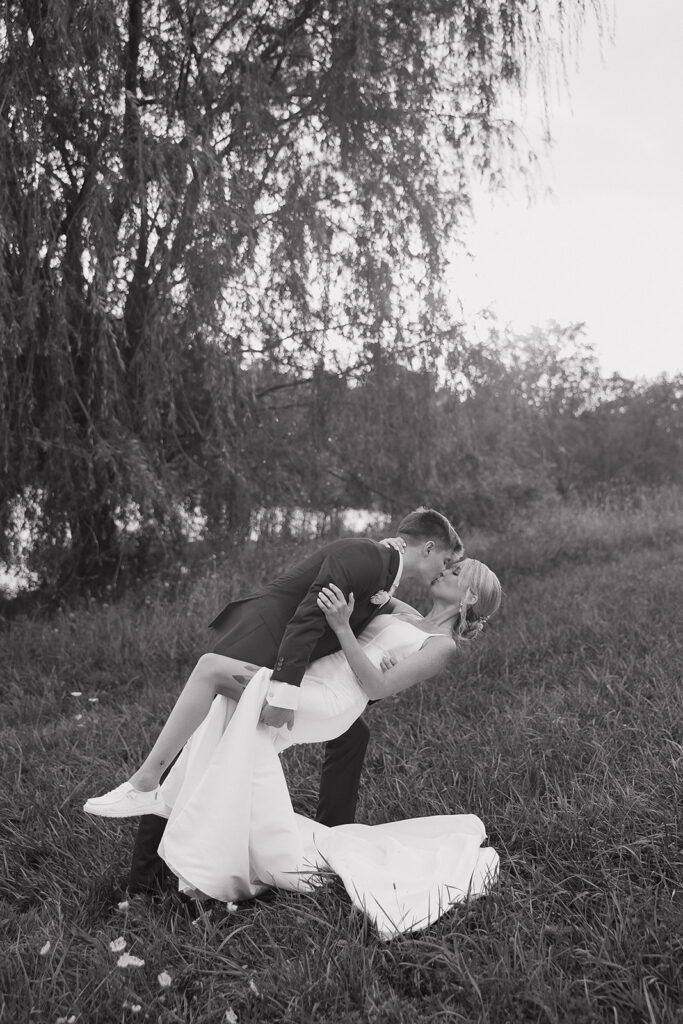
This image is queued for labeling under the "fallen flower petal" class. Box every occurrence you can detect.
[117,901,130,912]
[88,697,99,702]
[70,692,82,697]
[117,953,145,968]
[225,901,238,913]
[157,971,172,988]
[109,937,126,953]
[225,1010,238,1023]
[123,1002,142,1014]
[39,941,51,955]
[74,714,83,721]
[248,979,260,996]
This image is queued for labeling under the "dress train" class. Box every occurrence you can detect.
[157,661,499,939]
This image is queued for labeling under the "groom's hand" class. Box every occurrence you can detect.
[259,704,295,730]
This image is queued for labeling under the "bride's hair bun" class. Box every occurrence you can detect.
[457,615,488,642]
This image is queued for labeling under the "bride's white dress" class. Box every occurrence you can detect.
[157,616,499,939]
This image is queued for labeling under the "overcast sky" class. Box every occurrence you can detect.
[447,0,683,381]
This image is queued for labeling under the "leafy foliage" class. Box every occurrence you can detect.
[0,0,604,592]
[242,326,683,533]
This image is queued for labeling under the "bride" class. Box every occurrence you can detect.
[85,558,502,938]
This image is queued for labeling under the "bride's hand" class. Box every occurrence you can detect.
[317,583,354,633]
[380,536,406,553]
[259,704,294,730]
[379,653,397,672]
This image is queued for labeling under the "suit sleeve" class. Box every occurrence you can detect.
[267,545,385,709]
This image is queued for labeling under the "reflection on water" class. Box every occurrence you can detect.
[0,507,392,596]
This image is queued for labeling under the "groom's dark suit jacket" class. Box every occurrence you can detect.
[209,538,401,683]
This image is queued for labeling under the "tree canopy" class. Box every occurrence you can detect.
[1,0,608,593]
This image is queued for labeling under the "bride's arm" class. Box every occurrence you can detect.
[317,585,455,700]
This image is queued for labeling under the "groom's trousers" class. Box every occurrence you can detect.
[127,608,371,895]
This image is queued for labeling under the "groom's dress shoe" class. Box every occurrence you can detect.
[83,782,170,818]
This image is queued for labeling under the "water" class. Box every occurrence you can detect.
[0,507,392,596]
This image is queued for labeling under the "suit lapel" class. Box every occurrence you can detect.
[382,545,401,591]
[351,544,400,631]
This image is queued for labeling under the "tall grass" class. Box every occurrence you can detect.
[1,492,681,1023]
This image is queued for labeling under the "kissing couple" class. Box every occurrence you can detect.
[85,508,502,939]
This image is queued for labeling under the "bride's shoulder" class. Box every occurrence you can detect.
[386,614,446,639]
[417,632,457,667]
[424,632,457,652]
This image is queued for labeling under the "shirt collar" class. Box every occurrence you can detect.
[389,548,403,595]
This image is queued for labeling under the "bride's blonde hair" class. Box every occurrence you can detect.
[454,560,502,641]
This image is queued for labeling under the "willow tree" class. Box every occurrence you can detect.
[0,0,602,593]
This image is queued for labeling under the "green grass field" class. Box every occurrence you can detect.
[2,492,682,1023]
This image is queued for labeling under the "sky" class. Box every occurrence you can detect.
[446,0,683,381]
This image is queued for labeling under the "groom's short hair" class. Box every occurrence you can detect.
[397,508,463,557]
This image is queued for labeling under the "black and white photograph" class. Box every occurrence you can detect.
[1,1,681,1021]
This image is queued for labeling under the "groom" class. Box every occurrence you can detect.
[127,507,462,895]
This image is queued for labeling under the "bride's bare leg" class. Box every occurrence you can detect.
[128,654,261,791]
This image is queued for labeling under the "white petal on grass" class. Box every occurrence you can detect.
[74,714,83,721]
[248,979,260,996]
[39,940,51,955]
[157,971,172,988]
[109,936,126,952]
[123,1002,142,1013]
[117,953,145,968]
[117,900,130,912]
[70,692,82,697]
[88,697,99,703]
[225,901,238,913]
[225,1009,238,1023]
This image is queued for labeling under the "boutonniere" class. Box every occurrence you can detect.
[370,540,404,606]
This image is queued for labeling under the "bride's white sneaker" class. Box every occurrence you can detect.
[83,782,169,818]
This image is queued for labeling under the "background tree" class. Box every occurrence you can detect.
[1,0,604,593]
[268,327,683,530]
[568,374,683,492]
